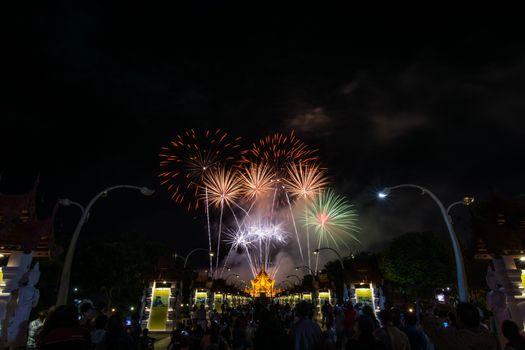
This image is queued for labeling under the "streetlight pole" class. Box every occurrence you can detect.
[234,280,246,289]
[225,274,239,284]
[174,248,214,305]
[278,280,294,290]
[181,248,214,270]
[296,265,316,275]
[447,197,474,223]
[378,184,473,302]
[313,247,348,301]
[313,248,344,270]
[56,185,155,306]
[286,274,301,286]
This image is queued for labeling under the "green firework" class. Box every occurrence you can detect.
[303,189,360,251]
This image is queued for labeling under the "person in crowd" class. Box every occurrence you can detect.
[424,302,497,350]
[79,301,95,329]
[360,305,380,331]
[390,307,403,328]
[322,302,331,329]
[232,317,250,350]
[105,313,136,349]
[252,307,288,350]
[401,312,431,350]
[197,304,208,330]
[290,301,322,350]
[502,319,525,350]
[138,328,156,350]
[334,304,346,343]
[91,314,108,349]
[323,317,337,350]
[346,313,387,350]
[38,305,91,349]
[167,329,181,350]
[26,311,46,349]
[179,336,190,350]
[206,333,220,350]
[343,302,357,339]
[191,305,199,327]
[374,309,411,350]
[201,327,213,349]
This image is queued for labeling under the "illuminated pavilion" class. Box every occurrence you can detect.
[246,267,279,298]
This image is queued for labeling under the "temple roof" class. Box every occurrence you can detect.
[247,267,279,298]
[0,176,58,257]
[251,267,271,283]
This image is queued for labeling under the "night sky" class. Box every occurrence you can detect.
[3,6,525,262]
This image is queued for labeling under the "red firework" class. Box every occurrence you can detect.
[242,131,318,172]
[159,129,244,210]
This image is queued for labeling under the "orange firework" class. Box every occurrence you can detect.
[239,162,275,199]
[159,129,243,210]
[284,162,328,200]
[202,167,244,208]
[242,131,318,173]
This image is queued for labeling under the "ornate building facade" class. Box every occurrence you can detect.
[0,176,58,347]
[246,268,279,298]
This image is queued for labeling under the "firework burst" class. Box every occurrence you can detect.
[303,189,360,251]
[202,167,243,208]
[242,131,318,173]
[284,162,328,200]
[239,162,275,200]
[159,129,243,210]
[224,228,254,251]
[245,222,287,245]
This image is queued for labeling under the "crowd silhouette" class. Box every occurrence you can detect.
[23,299,520,350]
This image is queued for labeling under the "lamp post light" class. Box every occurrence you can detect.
[378,184,473,302]
[56,185,154,306]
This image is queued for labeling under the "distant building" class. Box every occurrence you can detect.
[247,267,279,298]
[0,176,59,258]
[472,194,525,259]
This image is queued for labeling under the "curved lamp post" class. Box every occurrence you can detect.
[286,274,301,286]
[173,248,214,305]
[378,184,473,302]
[313,248,345,270]
[234,280,247,289]
[313,247,348,301]
[296,265,316,275]
[278,280,294,290]
[225,274,240,284]
[56,185,155,306]
[174,248,215,270]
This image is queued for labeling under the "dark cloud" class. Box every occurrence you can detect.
[285,107,333,136]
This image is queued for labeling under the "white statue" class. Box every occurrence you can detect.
[486,266,510,328]
[6,262,40,346]
[375,286,385,310]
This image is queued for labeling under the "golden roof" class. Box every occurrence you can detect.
[246,267,279,298]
